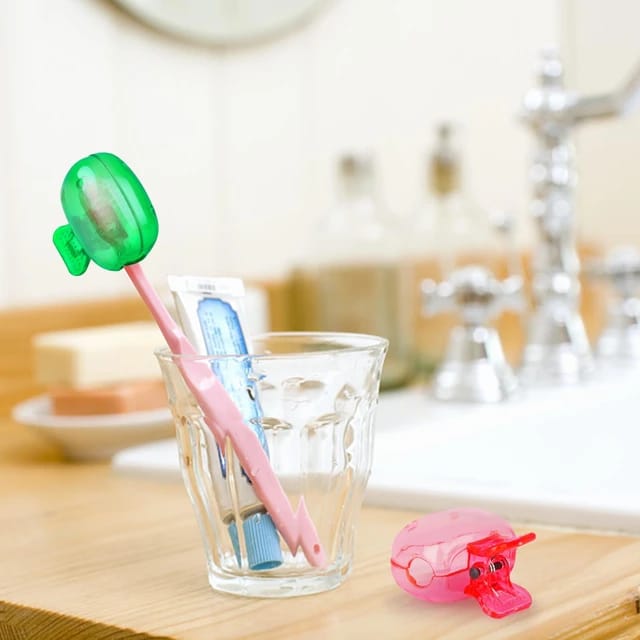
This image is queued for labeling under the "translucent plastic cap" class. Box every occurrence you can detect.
[391,508,535,619]
[54,152,158,275]
[243,512,283,571]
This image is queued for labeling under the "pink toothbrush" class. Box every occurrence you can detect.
[54,152,326,568]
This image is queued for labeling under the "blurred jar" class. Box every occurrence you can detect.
[409,123,502,276]
[301,153,412,389]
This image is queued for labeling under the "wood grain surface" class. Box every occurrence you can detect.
[0,422,639,640]
[0,290,638,639]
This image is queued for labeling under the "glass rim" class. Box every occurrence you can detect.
[154,331,389,362]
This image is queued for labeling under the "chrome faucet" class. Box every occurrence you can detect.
[423,49,640,403]
[520,49,640,385]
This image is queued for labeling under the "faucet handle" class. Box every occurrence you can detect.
[421,278,455,316]
[421,266,521,402]
[586,246,640,298]
[422,266,524,325]
[587,246,640,360]
[569,61,640,122]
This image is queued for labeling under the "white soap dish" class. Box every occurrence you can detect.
[12,395,175,461]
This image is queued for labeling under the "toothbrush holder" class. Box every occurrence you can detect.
[156,332,387,598]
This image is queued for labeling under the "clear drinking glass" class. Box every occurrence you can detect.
[156,332,387,598]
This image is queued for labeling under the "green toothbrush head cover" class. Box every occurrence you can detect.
[54,152,158,275]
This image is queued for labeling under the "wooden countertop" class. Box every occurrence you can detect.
[1,418,639,640]
[0,297,638,639]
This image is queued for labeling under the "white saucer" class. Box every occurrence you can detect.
[12,395,175,461]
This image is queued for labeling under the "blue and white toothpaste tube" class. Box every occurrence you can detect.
[169,275,282,571]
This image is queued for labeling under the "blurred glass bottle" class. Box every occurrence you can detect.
[407,124,512,373]
[409,123,501,276]
[310,152,412,389]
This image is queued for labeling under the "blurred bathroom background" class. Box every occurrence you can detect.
[1,0,638,381]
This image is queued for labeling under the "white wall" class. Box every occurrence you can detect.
[0,0,579,308]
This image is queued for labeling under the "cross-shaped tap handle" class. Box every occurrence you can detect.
[422,266,523,326]
[586,246,640,300]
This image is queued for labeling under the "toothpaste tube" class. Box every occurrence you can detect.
[169,275,282,571]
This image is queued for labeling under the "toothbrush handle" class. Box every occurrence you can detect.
[125,264,194,356]
[124,264,326,568]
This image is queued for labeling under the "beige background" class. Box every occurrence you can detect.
[0,0,637,308]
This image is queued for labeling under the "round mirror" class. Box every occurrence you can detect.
[112,0,329,47]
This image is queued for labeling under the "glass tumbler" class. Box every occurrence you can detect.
[156,332,387,597]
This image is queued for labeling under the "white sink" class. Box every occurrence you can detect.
[368,366,640,533]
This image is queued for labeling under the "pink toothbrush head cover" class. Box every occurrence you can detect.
[390,508,535,619]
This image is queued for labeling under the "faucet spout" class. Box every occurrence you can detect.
[521,48,640,384]
[569,61,640,121]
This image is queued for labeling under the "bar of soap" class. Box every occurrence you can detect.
[33,322,163,389]
[49,380,168,416]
